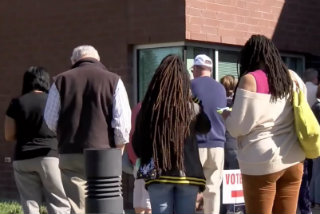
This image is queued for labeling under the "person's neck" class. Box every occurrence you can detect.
[199,74,210,77]
[33,90,43,93]
[195,71,211,78]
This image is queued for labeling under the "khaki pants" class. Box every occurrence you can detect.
[13,157,71,214]
[199,147,224,214]
[242,163,303,214]
[59,154,86,214]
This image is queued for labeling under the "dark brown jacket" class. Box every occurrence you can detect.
[55,58,119,153]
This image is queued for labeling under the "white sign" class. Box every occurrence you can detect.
[222,169,245,204]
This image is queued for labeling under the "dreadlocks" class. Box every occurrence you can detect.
[238,34,292,101]
[133,54,194,172]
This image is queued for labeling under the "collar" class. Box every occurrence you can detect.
[71,57,100,69]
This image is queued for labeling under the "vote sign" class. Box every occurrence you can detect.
[222,169,244,204]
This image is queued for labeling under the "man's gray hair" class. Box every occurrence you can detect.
[303,68,319,82]
[70,45,100,65]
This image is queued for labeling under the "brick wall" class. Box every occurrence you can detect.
[186,0,320,55]
[273,0,320,55]
[0,0,319,209]
[0,0,185,208]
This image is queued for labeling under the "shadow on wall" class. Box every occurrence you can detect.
[272,0,320,71]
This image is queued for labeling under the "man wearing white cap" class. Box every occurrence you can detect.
[191,54,227,214]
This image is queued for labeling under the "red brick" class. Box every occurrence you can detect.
[1,0,320,208]
[273,0,286,8]
[245,17,260,25]
[221,35,237,44]
[234,23,250,32]
[219,21,236,29]
[236,0,246,9]
[214,0,232,5]
[187,24,202,33]
[186,31,191,39]
[190,32,207,41]
[216,11,236,22]
[203,25,218,35]
[189,16,205,25]
[236,15,246,23]
[187,0,206,9]
[204,18,220,27]
[206,34,221,43]
[206,2,236,14]
[203,10,217,20]
[249,10,263,18]
[186,6,203,16]
[235,7,251,16]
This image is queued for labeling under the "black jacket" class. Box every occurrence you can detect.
[133,103,210,191]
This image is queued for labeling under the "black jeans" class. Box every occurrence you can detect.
[298,159,313,214]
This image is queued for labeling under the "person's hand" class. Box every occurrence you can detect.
[221,110,231,120]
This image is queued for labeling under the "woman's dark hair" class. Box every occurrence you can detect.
[133,54,194,172]
[22,66,50,94]
[237,34,292,101]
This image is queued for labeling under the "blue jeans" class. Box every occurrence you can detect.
[148,183,199,214]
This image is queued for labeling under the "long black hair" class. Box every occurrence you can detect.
[133,54,194,172]
[237,35,292,101]
[22,66,50,95]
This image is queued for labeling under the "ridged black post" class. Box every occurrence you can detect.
[84,148,123,214]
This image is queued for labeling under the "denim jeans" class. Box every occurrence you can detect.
[148,183,199,214]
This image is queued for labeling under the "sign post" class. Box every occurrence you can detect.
[222,169,244,205]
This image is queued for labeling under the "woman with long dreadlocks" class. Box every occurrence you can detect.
[132,54,211,214]
[222,35,305,214]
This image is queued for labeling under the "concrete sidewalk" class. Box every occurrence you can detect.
[193,205,320,214]
[300,205,320,214]
[125,205,320,214]
[125,207,320,214]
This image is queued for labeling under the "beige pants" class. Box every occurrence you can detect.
[13,157,71,214]
[199,147,224,214]
[59,154,86,214]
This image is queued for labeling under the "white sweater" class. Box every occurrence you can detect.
[225,88,305,175]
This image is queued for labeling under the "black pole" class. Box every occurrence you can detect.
[84,148,123,214]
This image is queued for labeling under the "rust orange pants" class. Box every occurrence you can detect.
[241,162,303,214]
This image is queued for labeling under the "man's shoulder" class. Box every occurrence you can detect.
[192,77,223,89]
[306,81,318,89]
[192,76,218,83]
[54,67,76,80]
[54,64,119,81]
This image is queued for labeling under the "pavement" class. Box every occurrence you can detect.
[124,205,320,213]
[124,207,320,214]
[303,205,320,214]
[192,205,320,214]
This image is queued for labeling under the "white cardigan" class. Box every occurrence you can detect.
[226,88,305,175]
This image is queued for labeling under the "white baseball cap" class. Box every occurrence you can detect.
[193,54,213,68]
